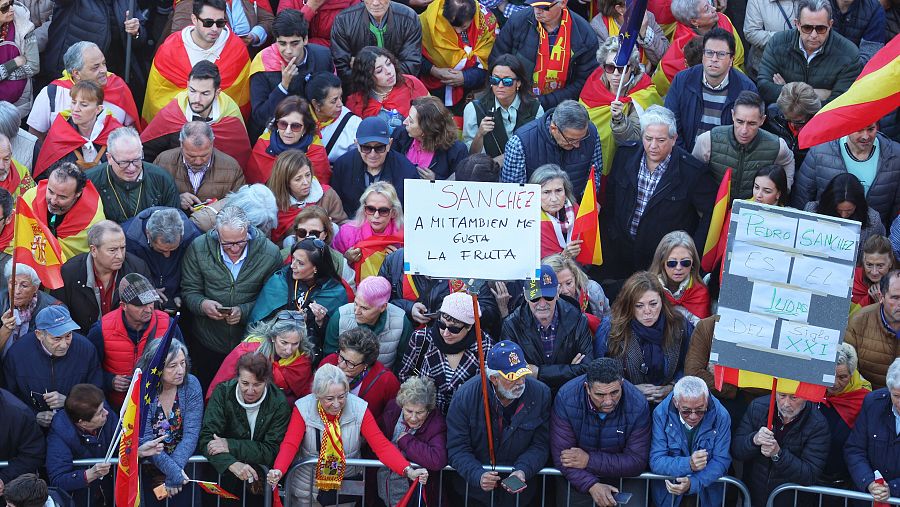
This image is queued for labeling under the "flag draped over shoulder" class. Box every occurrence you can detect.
[12,197,64,289]
[52,71,143,131]
[352,234,404,285]
[701,167,731,273]
[799,37,900,149]
[651,15,743,96]
[570,166,602,266]
[21,180,105,260]
[33,111,123,178]
[115,370,142,507]
[1,158,35,200]
[714,365,826,402]
[246,129,331,185]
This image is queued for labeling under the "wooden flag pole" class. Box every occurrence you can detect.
[767,377,779,430]
[472,293,496,467]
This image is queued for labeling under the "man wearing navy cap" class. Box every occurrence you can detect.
[502,264,593,390]
[331,116,419,216]
[2,305,102,427]
[446,339,551,507]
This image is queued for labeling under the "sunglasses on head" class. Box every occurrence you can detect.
[490,76,517,87]
[364,205,392,217]
[799,24,828,34]
[602,63,626,74]
[0,2,13,13]
[666,259,692,269]
[437,319,468,334]
[275,310,304,321]
[359,144,388,154]
[198,17,227,28]
[276,120,304,133]
[296,228,324,238]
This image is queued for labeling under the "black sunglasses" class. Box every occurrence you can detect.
[527,294,555,303]
[534,1,558,10]
[666,259,692,269]
[490,76,517,87]
[198,17,227,28]
[437,320,469,334]
[0,2,13,13]
[799,24,828,34]
[296,228,324,238]
[602,63,626,74]
[359,144,388,154]
[364,205,392,217]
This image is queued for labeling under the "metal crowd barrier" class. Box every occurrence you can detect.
[0,456,271,507]
[765,483,900,507]
[280,457,752,507]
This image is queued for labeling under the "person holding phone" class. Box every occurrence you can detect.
[390,96,468,181]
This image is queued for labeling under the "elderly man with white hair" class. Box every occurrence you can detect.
[86,127,180,223]
[0,133,34,199]
[845,358,900,503]
[267,363,428,506]
[649,375,732,507]
[600,104,716,281]
[0,263,62,358]
[181,205,281,386]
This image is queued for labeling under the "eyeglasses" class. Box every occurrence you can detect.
[275,310,304,321]
[799,24,829,34]
[276,120,304,133]
[490,76,517,87]
[534,1,558,10]
[359,144,388,154]
[110,154,143,168]
[296,228,324,238]
[553,124,588,146]
[338,353,363,369]
[0,2,14,13]
[702,49,732,60]
[220,239,249,249]
[679,408,708,417]
[198,17,227,28]
[364,205,392,217]
[666,259,692,269]
[602,63,626,74]
[437,319,469,334]
[787,118,809,129]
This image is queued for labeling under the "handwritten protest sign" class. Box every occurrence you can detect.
[403,180,542,280]
[711,201,860,385]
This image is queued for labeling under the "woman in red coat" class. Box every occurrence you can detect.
[247,95,331,185]
[851,235,895,314]
[344,46,428,127]
[648,230,710,324]
[531,165,583,259]
[205,313,314,405]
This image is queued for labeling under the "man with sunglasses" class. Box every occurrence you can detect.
[501,264,593,390]
[141,61,252,168]
[331,116,418,216]
[144,0,252,123]
[649,376,732,507]
[757,0,862,105]
[489,0,598,109]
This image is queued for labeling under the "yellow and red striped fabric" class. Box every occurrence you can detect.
[798,36,900,149]
[143,29,251,123]
[12,197,65,289]
[571,166,603,266]
[714,365,826,402]
[21,180,105,261]
[701,167,731,273]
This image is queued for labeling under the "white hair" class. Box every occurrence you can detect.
[4,263,40,285]
[312,363,349,397]
[887,358,900,391]
[673,376,709,401]
[640,105,677,138]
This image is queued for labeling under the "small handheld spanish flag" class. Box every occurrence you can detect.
[570,166,603,266]
[701,168,731,274]
[195,481,239,500]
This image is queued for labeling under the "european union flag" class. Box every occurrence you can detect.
[139,314,180,420]
[614,0,649,68]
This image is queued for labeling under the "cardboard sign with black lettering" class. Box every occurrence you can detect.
[403,180,542,280]
[710,200,861,386]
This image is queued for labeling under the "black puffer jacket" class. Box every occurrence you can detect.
[790,133,900,226]
[330,2,422,85]
[488,8,598,109]
[732,396,830,507]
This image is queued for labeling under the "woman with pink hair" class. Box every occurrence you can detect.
[321,276,413,371]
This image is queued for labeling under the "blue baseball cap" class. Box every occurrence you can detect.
[523,264,558,300]
[356,117,391,146]
[488,340,532,381]
[35,305,79,336]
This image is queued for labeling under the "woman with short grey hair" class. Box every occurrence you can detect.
[267,363,428,507]
[378,376,447,506]
[531,164,582,259]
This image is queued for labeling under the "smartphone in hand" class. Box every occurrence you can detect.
[501,474,526,493]
[219,307,234,316]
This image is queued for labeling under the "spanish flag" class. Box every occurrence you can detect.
[33,111,122,178]
[51,71,143,131]
[12,197,64,289]
[651,15,744,96]
[115,370,142,507]
[714,365,826,402]
[143,28,251,123]
[141,90,251,169]
[0,158,35,200]
[798,36,900,149]
[701,167,731,273]
[21,180,105,261]
[247,129,331,185]
[196,481,239,500]
[570,166,603,266]
[352,233,404,285]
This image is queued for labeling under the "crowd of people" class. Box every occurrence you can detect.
[0,0,897,504]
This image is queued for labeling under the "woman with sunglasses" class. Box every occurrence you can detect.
[0,0,36,117]
[463,54,543,165]
[397,292,494,415]
[589,0,668,71]
[246,95,331,185]
[249,237,351,360]
[599,271,692,405]
[345,46,429,128]
[762,82,821,171]
[648,231,710,325]
[333,182,404,284]
[579,37,662,173]
[319,327,400,421]
[286,205,358,290]
[206,313,314,404]
[266,149,346,245]
[33,80,123,178]
[391,96,468,181]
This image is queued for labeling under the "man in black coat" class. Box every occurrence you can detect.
[0,388,46,495]
[502,264,592,390]
[489,0,598,109]
[600,104,716,281]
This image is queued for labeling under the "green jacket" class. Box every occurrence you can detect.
[182,226,282,353]
[249,268,349,323]
[709,126,782,200]
[198,378,291,474]
[86,162,179,223]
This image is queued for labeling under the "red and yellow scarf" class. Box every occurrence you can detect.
[533,9,573,96]
[315,403,345,491]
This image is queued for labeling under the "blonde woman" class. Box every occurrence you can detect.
[648,231,710,324]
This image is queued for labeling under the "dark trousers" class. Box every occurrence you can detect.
[189,337,228,393]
